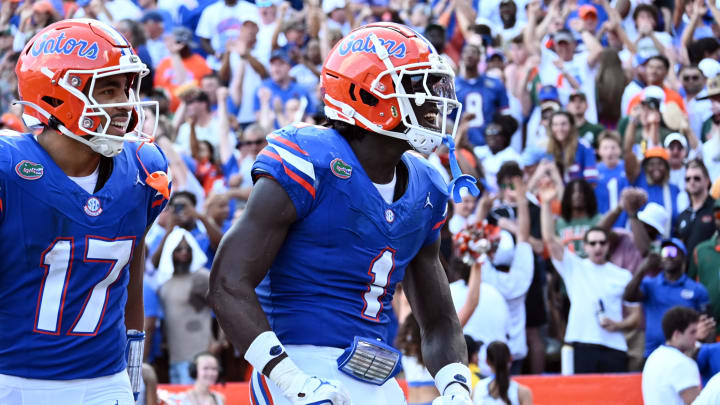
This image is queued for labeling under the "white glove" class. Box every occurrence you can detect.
[431,383,473,405]
[245,332,352,405]
[432,363,473,405]
[280,373,352,405]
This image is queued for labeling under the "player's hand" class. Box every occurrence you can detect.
[284,375,352,405]
[431,384,473,405]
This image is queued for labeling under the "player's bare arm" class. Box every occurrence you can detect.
[404,239,468,374]
[209,176,295,356]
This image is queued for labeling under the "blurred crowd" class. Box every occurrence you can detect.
[4,0,720,402]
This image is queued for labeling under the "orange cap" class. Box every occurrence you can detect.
[579,5,598,19]
[643,146,670,162]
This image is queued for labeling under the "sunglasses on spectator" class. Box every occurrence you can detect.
[661,245,679,258]
[685,175,703,183]
[682,75,701,82]
[241,140,265,146]
[499,183,515,190]
[586,240,607,247]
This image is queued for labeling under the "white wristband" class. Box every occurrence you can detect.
[244,331,288,373]
[434,362,472,395]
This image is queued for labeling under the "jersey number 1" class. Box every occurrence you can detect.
[361,248,396,320]
[34,237,135,335]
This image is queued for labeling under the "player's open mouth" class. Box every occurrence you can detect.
[109,119,128,134]
[420,109,441,131]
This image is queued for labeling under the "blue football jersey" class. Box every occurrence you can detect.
[0,133,169,380]
[454,75,509,146]
[251,124,449,348]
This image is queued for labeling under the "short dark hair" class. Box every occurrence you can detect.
[597,130,622,147]
[497,161,523,185]
[686,158,711,184]
[662,306,700,341]
[633,4,658,24]
[170,190,197,208]
[583,226,609,243]
[646,54,670,70]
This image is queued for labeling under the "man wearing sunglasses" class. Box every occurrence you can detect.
[678,65,711,139]
[690,198,720,335]
[541,185,639,373]
[676,159,716,268]
[624,238,710,359]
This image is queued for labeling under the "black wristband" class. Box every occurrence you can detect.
[263,351,288,377]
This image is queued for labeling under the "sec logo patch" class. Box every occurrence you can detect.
[84,196,103,217]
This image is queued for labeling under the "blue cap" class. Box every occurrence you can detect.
[141,10,164,23]
[662,238,687,256]
[270,48,292,64]
[538,85,559,102]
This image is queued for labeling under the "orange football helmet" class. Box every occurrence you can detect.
[15,19,158,157]
[321,22,461,154]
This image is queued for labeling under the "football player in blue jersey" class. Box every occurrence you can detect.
[210,23,476,405]
[454,44,510,147]
[0,19,170,404]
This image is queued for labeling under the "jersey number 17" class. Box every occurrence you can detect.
[34,236,135,335]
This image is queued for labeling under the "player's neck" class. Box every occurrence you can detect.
[349,135,409,184]
[37,129,102,177]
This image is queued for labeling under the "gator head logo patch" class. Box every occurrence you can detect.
[15,160,44,180]
[331,158,352,179]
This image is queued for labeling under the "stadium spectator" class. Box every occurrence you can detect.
[154,27,213,112]
[473,114,520,192]
[690,198,720,334]
[141,10,169,69]
[455,43,510,146]
[542,183,639,373]
[174,89,230,155]
[473,341,533,405]
[642,306,702,405]
[480,176,533,373]
[253,48,311,129]
[545,110,598,183]
[665,132,700,212]
[176,353,226,404]
[555,179,600,256]
[195,0,259,68]
[624,239,710,358]
[677,159,716,261]
[594,131,630,224]
[624,143,680,236]
[699,76,720,181]
[678,65,712,138]
[157,231,213,384]
[567,91,605,149]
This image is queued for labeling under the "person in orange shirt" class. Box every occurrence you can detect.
[154,27,212,112]
[626,55,687,115]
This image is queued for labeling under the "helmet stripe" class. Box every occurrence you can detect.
[92,20,132,55]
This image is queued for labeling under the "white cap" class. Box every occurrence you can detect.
[699,58,720,79]
[323,0,346,14]
[637,202,669,236]
[642,85,666,103]
[663,132,688,149]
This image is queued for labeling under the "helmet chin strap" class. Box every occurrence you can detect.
[14,100,124,157]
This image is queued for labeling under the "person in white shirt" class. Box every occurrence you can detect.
[473,341,533,405]
[195,0,260,69]
[541,183,641,373]
[642,306,702,405]
[524,1,604,123]
[698,75,720,181]
[480,177,534,372]
[473,115,521,193]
